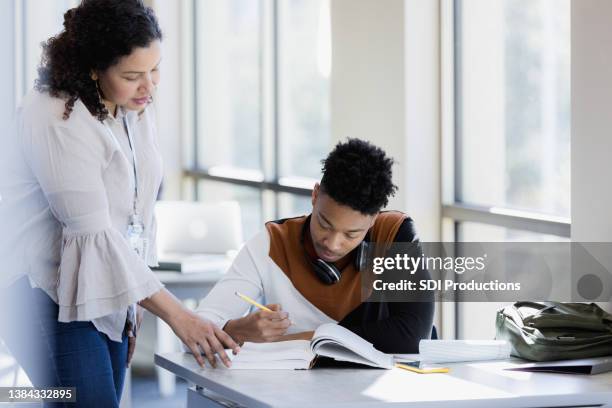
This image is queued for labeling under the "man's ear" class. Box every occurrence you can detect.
[369,212,379,228]
[312,183,320,207]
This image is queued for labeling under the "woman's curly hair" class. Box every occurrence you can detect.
[320,138,398,215]
[35,0,162,121]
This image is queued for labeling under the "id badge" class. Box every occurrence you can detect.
[127,215,149,261]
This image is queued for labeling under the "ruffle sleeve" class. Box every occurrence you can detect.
[57,227,162,322]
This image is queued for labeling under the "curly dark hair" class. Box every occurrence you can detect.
[320,138,398,215]
[35,0,162,121]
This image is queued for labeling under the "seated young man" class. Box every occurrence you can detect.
[195,139,434,353]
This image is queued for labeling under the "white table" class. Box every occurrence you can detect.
[155,352,612,408]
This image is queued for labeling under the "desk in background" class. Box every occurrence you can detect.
[156,352,612,408]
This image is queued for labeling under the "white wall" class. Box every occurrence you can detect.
[571,1,612,242]
[571,0,612,309]
[404,0,441,242]
[330,0,406,212]
[330,0,441,241]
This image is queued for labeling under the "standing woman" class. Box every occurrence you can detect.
[0,0,237,406]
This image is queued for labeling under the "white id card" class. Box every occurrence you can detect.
[127,215,149,261]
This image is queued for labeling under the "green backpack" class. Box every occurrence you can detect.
[495,301,612,361]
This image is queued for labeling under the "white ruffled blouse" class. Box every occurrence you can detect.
[0,90,164,342]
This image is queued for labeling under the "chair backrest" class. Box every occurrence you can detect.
[155,200,243,254]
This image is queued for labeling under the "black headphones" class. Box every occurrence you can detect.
[301,215,369,285]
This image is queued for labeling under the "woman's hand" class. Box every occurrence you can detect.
[126,305,144,367]
[170,309,240,368]
[139,288,240,368]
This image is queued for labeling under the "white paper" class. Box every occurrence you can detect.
[418,339,512,363]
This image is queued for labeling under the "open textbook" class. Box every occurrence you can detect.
[218,323,395,370]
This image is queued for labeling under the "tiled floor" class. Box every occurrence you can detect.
[131,375,189,408]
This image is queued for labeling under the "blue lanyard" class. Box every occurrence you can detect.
[104,114,139,217]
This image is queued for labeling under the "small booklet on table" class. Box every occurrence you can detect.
[505,356,612,375]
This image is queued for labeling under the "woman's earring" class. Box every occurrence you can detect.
[91,72,100,95]
[95,80,102,98]
[91,76,108,113]
[94,80,103,103]
[90,72,103,99]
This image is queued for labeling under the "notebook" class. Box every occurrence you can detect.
[505,356,612,375]
[213,323,394,370]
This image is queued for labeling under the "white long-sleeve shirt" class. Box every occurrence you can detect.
[0,90,164,342]
[195,228,336,333]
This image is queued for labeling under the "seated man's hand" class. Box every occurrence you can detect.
[224,304,291,344]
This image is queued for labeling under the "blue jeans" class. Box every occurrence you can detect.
[0,277,128,407]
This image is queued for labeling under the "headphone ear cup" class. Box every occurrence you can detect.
[313,259,341,285]
[354,241,369,272]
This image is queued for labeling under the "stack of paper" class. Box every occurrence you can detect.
[224,340,315,370]
[418,340,511,363]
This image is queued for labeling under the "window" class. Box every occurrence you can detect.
[443,0,571,339]
[194,0,262,174]
[0,0,16,122]
[187,0,331,238]
[2,0,76,113]
[22,1,77,97]
[454,0,570,218]
[277,0,331,181]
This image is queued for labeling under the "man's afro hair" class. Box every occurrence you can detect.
[320,138,397,215]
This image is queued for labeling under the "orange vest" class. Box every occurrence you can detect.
[265,211,406,321]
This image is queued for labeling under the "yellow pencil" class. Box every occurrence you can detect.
[395,363,450,374]
[234,291,295,325]
[235,291,274,312]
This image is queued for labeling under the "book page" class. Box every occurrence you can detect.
[311,324,394,368]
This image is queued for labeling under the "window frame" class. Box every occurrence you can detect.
[441,0,571,241]
[183,0,316,223]
[441,0,571,339]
